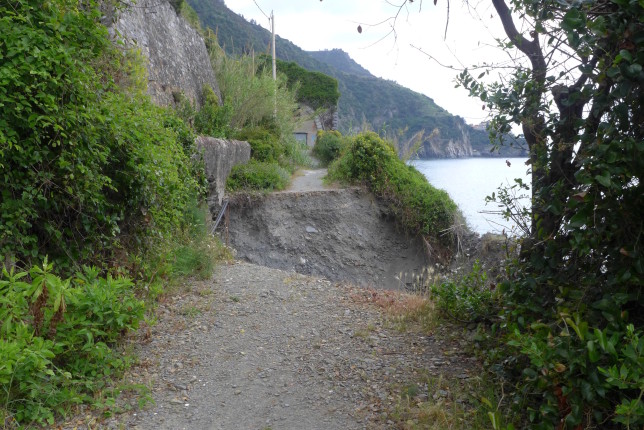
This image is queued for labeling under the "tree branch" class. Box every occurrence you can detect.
[491,0,547,83]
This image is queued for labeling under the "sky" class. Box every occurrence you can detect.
[224,0,517,126]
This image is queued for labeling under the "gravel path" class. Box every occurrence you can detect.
[283,168,331,193]
[74,261,477,430]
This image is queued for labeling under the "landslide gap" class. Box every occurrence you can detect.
[227,187,430,290]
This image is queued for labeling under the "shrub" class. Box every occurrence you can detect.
[226,160,290,191]
[329,132,458,248]
[168,203,228,280]
[194,85,231,138]
[431,261,498,323]
[281,136,313,173]
[313,130,347,166]
[0,0,200,270]
[235,125,283,162]
[258,55,341,110]
[0,260,144,426]
[207,38,299,137]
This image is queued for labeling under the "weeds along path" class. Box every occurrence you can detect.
[79,262,478,429]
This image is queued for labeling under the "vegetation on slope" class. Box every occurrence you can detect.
[257,55,340,110]
[327,131,459,251]
[0,0,200,271]
[185,0,521,157]
[0,0,242,425]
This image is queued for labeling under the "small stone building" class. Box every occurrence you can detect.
[293,104,339,147]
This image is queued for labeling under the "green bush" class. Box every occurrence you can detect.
[329,132,458,248]
[258,55,340,110]
[0,260,144,426]
[207,39,299,137]
[503,315,644,429]
[0,0,200,269]
[431,261,498,323]
[281,137,313,173]
[226,160,290,191]
[235,125,283,162]
[194,85,231,138]
[313,130,347,166]
[168,203,228,280]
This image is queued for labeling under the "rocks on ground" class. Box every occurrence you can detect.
[227,188,431,291]
[68,261,478,430]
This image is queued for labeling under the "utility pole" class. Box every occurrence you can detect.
[271,10,276,81]
[271,10,277,117]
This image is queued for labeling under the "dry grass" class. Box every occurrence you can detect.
[349,287,438,332]
[350,288,425,315]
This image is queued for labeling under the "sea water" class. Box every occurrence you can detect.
[410,158,531,235]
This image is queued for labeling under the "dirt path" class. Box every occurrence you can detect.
[283,168,331,193]
[72,261,477,430]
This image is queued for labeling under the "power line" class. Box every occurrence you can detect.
[252,0,270,20]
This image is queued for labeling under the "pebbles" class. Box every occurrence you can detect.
[64,261,477,430]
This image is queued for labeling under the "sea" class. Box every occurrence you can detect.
[410,158,531,235]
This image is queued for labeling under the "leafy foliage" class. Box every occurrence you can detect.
[0,0,200,270]
[205,33,299,137]
[235,125,283,162]
[313,130,349,166]
[329,132,458,249]
[226,160,290,192]
[431,261,498,324]
[455,0,644,427]
[258,55,340,109]
[168,203,229,280]
[0,260,144,426]
[0,0,230,425]
[193,85,232,138]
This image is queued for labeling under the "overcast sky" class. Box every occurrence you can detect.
[224,0,515,126]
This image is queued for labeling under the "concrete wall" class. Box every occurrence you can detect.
[196,137,251,212]
[109,0,220,107]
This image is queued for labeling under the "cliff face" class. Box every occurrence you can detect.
[108,0,219,107]
[419,121,474,158]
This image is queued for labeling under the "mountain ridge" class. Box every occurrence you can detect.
[187,0,528,158]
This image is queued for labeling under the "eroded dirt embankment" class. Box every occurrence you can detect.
[227,187,431,290]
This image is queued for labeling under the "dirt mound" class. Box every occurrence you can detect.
[226,188,432,290]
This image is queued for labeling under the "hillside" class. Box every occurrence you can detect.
[187,0,527,158]
[308,49,372,77]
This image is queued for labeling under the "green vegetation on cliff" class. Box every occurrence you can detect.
[0,1,225,425]
[257,55,340,110]
[328,132,459,250]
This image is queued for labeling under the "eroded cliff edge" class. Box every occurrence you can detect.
[227,188,431,290]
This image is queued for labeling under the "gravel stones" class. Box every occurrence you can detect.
[65,261,477,429]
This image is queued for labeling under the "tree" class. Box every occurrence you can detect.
[372,0,643,426]
[457,0,643,314]
[458,0,643,426]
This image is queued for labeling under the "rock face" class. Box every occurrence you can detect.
[419,121,474,158]
[196,137,250,211]
[109,0,219,107]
